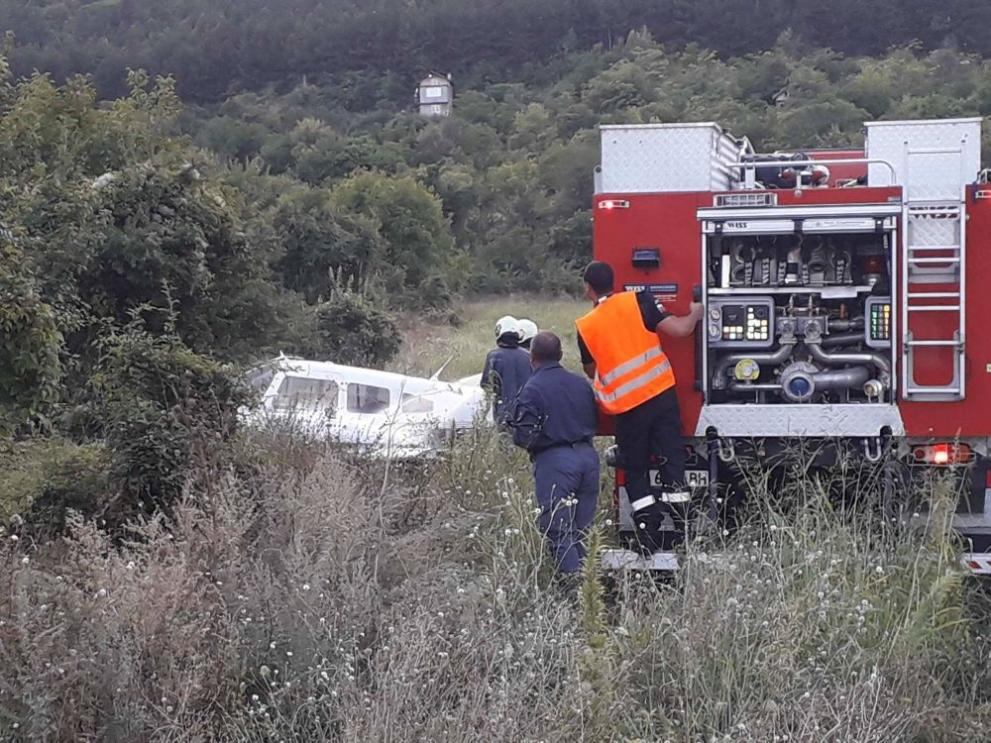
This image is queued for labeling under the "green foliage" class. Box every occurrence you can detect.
[291,288,403,367]
[88,316,251,518]
[271,185,383,303]
[4,6,991,308]
[332,171,454,307]
[5,0,991,103]
[0,235,61,435]
[0,438,110,532]
[0,64,313,368]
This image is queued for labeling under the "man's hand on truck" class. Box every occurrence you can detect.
[657,301,704,339]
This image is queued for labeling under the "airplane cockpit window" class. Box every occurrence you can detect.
[401,393,435,414]
[347,384,391,414]
[272,376,339,412]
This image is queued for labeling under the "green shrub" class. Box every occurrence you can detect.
[88,318,251,521]
[291,289,402,368]
[0,235,62,436]
[0,439,110,532]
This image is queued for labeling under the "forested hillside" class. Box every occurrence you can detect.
[3,0,991,100]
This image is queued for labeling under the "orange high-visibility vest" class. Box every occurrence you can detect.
[576,292,676,415]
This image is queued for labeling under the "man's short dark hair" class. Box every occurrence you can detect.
[583,261,614,294]
[530,331,563,364]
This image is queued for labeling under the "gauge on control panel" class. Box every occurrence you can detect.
[864,296,891,349]
[708,297,775,348]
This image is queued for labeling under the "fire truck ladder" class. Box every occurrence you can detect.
[901,150,967,400]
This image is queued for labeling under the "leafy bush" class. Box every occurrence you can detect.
[331,171,454,308]
[0,236,61,436]
[88,318,251,522]
[0,439,109,532]
[291,289,402,368]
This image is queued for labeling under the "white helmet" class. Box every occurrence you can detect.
[495,315,521,341]
[517,319,538,345]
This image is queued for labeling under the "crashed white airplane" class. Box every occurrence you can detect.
[244,355,491,458]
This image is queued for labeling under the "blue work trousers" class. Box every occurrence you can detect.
[532,443,600,573]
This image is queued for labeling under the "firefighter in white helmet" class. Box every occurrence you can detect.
[481,316,532,426]
[517,319,538,350]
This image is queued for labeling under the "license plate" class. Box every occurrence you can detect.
[649,469,710,488]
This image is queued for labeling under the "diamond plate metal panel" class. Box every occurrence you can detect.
[600,123,741,193]
[907,211,960,247]
[866,118,981,199]
[694,404,906,437]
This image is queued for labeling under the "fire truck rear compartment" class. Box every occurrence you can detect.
[594,118,991,572]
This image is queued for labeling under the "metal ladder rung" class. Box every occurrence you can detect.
[907,198,962,205]
[908,145,963,152]
[908,257,960,265]
[908,246,960,252]
[906,340,962,347]
[907,305,960,312]
[907,292,960,299]
[906,385,963,395]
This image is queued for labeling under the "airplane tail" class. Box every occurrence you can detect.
[430,356,454,381]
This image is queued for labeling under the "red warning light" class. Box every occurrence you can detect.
[912,443,974,466]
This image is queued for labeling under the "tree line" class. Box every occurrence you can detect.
[2,0,990,101]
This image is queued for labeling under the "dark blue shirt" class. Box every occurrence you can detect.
[511,362,597,454]
[481,345,532,423]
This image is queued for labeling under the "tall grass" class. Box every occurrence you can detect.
[390,295,587,380]
[1,423,989,740]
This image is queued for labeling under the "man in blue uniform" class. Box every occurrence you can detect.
[481,315,532,426]
[512,331,600,576]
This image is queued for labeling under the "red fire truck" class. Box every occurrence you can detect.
[593,117,991,572]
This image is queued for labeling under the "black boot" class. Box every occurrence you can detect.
[630,494,666,555]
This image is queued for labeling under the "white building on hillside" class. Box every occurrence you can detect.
[417,73,453,117]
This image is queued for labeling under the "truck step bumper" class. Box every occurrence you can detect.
[600,548,679,572]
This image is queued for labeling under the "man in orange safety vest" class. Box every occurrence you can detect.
[575,261,703,552]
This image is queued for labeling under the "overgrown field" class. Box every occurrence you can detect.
[3,321,991,740]
[391,295,587,381]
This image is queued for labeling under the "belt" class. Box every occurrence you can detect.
[531,440,593,458]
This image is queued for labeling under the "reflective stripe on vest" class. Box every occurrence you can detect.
[595,357,672,404]
[598,346,665,387]
[576,291,676,415]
